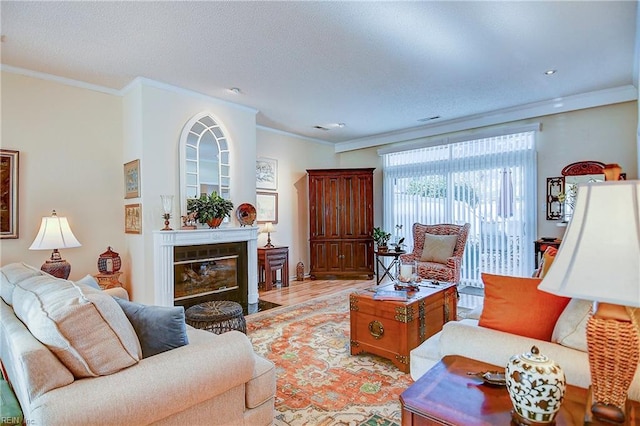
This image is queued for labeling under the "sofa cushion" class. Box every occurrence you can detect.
[12,275,141,378]
[114,298,189,358]
[0,263,42,305]
[478,273,570,341]
[420,233,457,264]
[552,298,591,352]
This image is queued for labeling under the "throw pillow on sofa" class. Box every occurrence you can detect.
[12,274,142,378]
[478,273,571,341]
[114,298,189,358]
[420,233,457,264]
[551,298,591,352]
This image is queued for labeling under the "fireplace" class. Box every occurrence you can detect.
[153,228,258,308]
[173,242,247,309]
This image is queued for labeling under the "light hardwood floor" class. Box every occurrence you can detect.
[258,277,376,307]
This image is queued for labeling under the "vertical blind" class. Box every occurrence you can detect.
[382,130,537,292]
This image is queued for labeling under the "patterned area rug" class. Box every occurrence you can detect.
[246,289,413,426]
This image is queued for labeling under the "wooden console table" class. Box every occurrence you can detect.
[257,246,289,291]
[401,355,639,425]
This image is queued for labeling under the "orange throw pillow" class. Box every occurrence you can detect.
[478,273,570,341]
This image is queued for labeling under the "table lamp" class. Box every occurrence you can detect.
[538,180,640,423]
[29,210,82,279]
[262,222,275,248]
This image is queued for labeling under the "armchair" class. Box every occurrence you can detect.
[399,223,471,284]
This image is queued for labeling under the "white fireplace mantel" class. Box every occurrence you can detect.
[153,227,259,307]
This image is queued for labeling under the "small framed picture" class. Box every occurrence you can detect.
[256,157,277,191]
[256,192,278,224]
[125,203,142,234]
[124,159,141,199]
[0,149,19,239]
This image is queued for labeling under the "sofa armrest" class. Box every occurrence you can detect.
[29,329,257,425]
[437,320,592,388]
[103,287,129,300]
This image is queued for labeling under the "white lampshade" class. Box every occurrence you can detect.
[262,222,275,234]
[29,210,82,250]
[538,181,640,307]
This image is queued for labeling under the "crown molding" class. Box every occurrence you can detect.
[119,77,258,114]
[0,64,121,95]
[256,125,333,145]
[335,85,638,153]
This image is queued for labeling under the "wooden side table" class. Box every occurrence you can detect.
[534,238,562,269]
[400,355,639,425]
[257,246,289,291]
[93,271,123,289]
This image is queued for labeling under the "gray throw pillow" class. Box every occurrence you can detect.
[76,274,101,290]
[114,298,189,358]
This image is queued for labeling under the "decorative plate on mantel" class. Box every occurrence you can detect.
[236,203,257,226]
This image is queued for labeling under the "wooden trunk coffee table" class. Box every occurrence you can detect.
[349,282,457,373]
[400,355,640,425]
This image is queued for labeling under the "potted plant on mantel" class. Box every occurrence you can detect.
[373,227,392,252]
[186,192,234,228]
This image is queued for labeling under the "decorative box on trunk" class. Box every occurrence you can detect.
[349,282,457,372]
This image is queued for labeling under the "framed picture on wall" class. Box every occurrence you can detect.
[256,192,278,224]
[0,149,19,239]
[125,203,142,234]
[256,157,277,191]
[124,159,141,199]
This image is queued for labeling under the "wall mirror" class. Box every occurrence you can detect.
[561,161,605,222]
[179,113,231,216]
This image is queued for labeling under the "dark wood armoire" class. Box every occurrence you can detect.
[307,168,374,279]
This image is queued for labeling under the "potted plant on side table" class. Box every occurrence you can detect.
[186,192,234,228]
[373,227,392,252]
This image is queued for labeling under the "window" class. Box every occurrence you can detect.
[179,113,230,215]
[381,128,537,299]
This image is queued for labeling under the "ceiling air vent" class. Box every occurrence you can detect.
[313,125,330,131]
[417,116,441,122]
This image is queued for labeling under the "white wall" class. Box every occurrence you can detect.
[0,71,125,282]
[255,128,338,277]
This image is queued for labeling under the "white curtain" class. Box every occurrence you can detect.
[381,129,537,295]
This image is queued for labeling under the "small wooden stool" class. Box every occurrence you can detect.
[185,301,246,334]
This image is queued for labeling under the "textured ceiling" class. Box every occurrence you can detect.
[1,1,638,144]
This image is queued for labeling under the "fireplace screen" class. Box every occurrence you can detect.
[174,255,238,301]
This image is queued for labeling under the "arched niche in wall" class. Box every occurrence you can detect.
[179,112,231,216]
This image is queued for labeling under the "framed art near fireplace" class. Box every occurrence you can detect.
[1,149,19,239]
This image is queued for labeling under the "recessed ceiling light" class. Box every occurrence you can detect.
[228,87,241,94]
[337,123,346,128]
[544,69,557,76]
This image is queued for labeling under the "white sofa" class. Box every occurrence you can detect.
[0,263,276,425]
[410,301,640,402]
